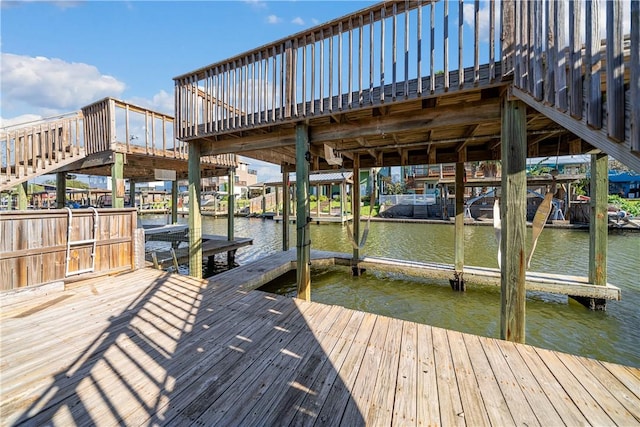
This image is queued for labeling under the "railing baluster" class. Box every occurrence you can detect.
[338,21,343,110]
[381,5,386,102]
[359,15,364,105]
[417,3,422,96]
[459,0,464,89]
[606,0,625,142]
[370,11,375,104]
[544,0,555,105]
[569,0,582,118]
[348,18,354,108]
[489,0,495,82]
[320,29,324,113]
[444,0,449,91]
[474,0,480,85]
[555,0,567,112]
[302,39,307,117]
[404,0,409,98]
[631,0,639,152]
[311,34,316,115]
[430,3,435,93]
[392,2,397,100]
[329,26,334,112]
[584,0,602,129]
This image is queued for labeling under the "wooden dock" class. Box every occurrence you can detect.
[144,225,253,269]
[274,214,353,225]
[2,259,638,426]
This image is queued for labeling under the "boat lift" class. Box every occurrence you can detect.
[464,189,565,221]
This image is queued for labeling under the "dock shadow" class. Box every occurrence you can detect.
[11,269,365,425]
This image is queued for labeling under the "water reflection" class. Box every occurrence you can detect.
[142,215,639,368]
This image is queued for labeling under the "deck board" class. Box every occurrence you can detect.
[2,266,639,426]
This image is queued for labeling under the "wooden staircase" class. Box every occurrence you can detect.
[1,113,86,192]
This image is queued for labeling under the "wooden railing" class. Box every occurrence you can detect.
[507,0,639,160]
[1,113,84,186]
[0,208,139,290]
[82,98,236,167]
[174,0,503,139]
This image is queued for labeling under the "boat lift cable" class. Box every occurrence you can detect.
[346,170,376,250]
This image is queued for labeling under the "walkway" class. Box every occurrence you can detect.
[2,263,638,426]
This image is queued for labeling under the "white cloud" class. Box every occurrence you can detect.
[1,53,126,114]
[244,0,267,9]
[0,114,42,128]
[311,18,320,25]
[291,17,304,26]
[463,1,501,42]
[266,14,282,24]
[126,90,174,116]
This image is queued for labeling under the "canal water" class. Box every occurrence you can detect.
[142,215,639,367]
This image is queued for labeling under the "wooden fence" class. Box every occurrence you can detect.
[0,208,138,291]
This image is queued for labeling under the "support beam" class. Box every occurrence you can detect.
[17,182,28,210]
[188,143,202,279]
[227,168,236,268]
[171,180,178,224]
[282,167,290,251]
[111,152,125,209]
[452,162,466,291]
[295,124,311,301]
[500,98,527,344]
[56,172,66,209]
[316,184,321,218]
[130,181,136,208]
[352,154,362,275]
[580,152,608,310]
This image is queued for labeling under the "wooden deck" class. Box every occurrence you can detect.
[2,259,638,426]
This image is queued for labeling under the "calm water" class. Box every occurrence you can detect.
[142,215,639,367]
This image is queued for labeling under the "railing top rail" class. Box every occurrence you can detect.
[81,97,175,121]
[0,111,82,133]
[173,0,433,81]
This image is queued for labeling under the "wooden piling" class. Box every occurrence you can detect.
[130,181,136,208]
[111,152,124,209]
[282,166,290,251]
[227,167,235,266]
[295,124,311,301]
[188,143,202,279]
[17,182,28,210]
[56,172,66,209]
[352,154,362,275]
[580,152,609,310]
[452,162,465,291]
[500,97,527,344]
[171,180,178,224]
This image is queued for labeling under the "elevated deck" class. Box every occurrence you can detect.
[0,98,236,192]
[1,264,637,425]
[174,0,639,172]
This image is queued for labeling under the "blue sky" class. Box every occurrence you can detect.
[1,0,378,180]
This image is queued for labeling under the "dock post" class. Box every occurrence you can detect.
[574,152,609,310]
[56,172,66,208]
[500,97,527,344]
[275,182,280,217]
[17,182,28,210]
[227,167,235,266]
[282,166,290,251]
[111,152,124,208]
[188,142,202,279]
[171,180,178,224]
[295,123,311,301]
[352,154,363,276]
[452,162,465,291]
[130,181,136,208]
